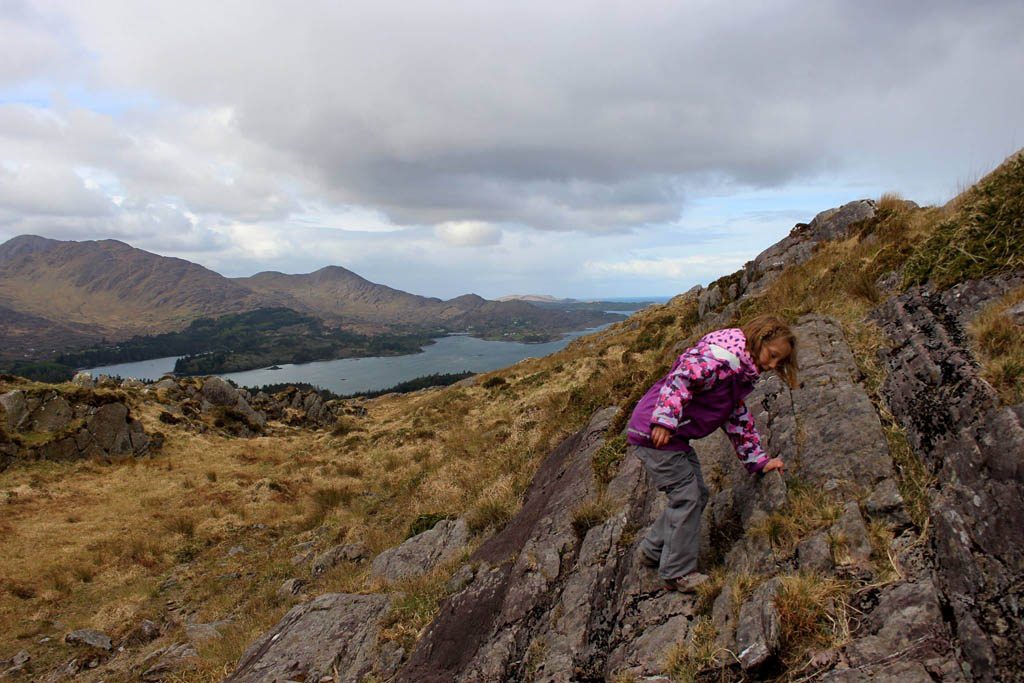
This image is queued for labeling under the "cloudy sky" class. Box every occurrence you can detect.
[1,1,1022,299]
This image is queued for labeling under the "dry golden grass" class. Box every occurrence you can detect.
[664,616,727,682]
[747,478,843,556]
[774,572,850,668]
[970,286,1024,404]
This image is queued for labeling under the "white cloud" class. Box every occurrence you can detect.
[583,254,751,281]
[434,221,502,247]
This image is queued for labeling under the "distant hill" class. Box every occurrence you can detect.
[0,235,284,348]
[0,236,620,361]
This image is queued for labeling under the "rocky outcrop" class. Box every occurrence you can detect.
[224,593,393,683]
[874,280,1024,682]
[371,519,470,582]
[390,314,975,681]
[143,376,353,435]
[0,388,157,470]
[697,200,877,320]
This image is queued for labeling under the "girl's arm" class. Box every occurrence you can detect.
[722,400,771,473]
[650,345,723,430]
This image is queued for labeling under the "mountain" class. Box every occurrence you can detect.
[0,235,284,353]
[0,236,620,362]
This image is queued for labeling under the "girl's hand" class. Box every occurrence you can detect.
[651,426,671,448]
[762,458,785,474]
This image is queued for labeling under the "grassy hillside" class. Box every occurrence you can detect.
[0,150,1021,681]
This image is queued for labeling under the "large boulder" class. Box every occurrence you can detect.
[224,593,393,683]
[371,519,470,582]
[200,377,239,406]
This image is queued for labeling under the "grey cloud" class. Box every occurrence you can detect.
[5,0,1024,239]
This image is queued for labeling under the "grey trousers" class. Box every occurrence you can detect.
[633,444,709,580]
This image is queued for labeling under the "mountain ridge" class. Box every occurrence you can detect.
[0,235,621,361]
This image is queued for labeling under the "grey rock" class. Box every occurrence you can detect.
[185,620,229,644]
[277,578,307,600]
[874,281,1024,680]
[311,542,369,576]
[140,642,198,682]
[864,478,910,527]
[841,580,961,679]
[30,395,73,432]
[0,650,30,677]
[796,531,833,572]
[0,390,29,431]
[125,619,161,645]
[371,519,470,582]
[84,402,133,456]
[751,200,875,282]
[152,378,178,391]
[64,629,112,651]
[200,376,239,406]
[224,593,392,683]
[830,502,872,567]
[710,583,738,651]
[71,371,95,387]
[735,577,782,671]
[445,564,476,594]
[227,545,247,557]
[1008,301,1024,325]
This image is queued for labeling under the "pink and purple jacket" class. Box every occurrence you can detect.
[626,328,769,473]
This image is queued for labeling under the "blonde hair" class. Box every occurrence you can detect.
[742,315,799,388]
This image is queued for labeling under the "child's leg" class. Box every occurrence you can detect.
[635,447,708,579]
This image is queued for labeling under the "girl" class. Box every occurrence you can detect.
[625,315,798,591]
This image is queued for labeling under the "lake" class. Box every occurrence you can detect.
[83,325,611,395]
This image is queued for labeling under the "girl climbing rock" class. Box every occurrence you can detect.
[626,315,798,591]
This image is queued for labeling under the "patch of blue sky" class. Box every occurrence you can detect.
[0,80,162,117]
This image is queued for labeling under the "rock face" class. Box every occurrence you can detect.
[224,593,393,683]
[371,519,470,582]
[697,200,877,320]
[875,282,1024,682]
[0,389,156,471]
[391,313,976,681]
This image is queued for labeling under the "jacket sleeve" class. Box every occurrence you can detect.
[650,346,722,430]
[722,400,769,473]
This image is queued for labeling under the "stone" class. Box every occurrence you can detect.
[0,391,29,431]
[152,378,178,391]
[71,372,95,387]
[796,531,833,572]
[125,619,161,645]
[200,377,240,406]
[841,580,959,678]
[445,564,476,594]
[30,395,73,432]
[370,520,470,582]
[1008,301,1024,325]
[64,629,112,651]
[0,650,30,677]
[140,642,198,681]
[864,478,910,527]
[311,542,369,576]
[734,577,782,671]
[277,578,307,600]
[830,502,872,567]
[227,545,247,557]
[224,593,392,683]
[185,620,229,644]
[84,403,133,456]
